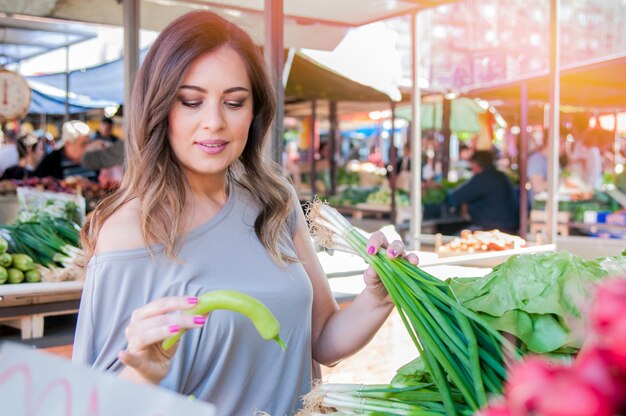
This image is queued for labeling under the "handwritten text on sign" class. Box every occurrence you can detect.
[0,342,216,416]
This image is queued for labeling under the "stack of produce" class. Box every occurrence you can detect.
[438,230,526,256]
[480,277,626,416]
[365,187,410,207]
[0,200,84,282]
[301,199,626,416]
[307,200,519,415]
[0,236,40,284]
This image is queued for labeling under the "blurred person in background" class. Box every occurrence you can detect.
[34,120,97,181]
[92,117,120,143]
[0,129,19,177]
[447,150,519,234]
[88,116,124,185]
[0,133,45,180]
[282,141,301,188]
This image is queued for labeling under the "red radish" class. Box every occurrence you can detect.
[505,356,560,413]
[535,372,615,416]
[476,401,513,416]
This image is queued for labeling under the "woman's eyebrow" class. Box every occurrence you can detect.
[179,85,207,93]
[223,86,250,94]
[179,85,250,94]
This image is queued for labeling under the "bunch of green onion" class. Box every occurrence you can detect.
[0,217,82,268]
[306,201,519,416]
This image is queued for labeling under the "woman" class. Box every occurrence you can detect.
[0,133,44,180]
[74,11,417,416]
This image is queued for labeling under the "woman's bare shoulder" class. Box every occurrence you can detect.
[94,199,146,254]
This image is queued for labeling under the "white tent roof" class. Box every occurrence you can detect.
[0,0,458,50]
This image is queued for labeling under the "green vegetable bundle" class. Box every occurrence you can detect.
[307,201,519,415]
[0,200,82,268]
[449,251,624,355]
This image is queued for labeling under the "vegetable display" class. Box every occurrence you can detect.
[0,200,82,272]
[448,251,610,354]
[0,236,39,284]
[162,290,285,351]
[307,201,518,415]
[479,278,626,416]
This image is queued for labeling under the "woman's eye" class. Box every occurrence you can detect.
[225,101,244,109]
[181,100,202,108]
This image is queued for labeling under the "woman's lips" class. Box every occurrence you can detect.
[195,141,227,155]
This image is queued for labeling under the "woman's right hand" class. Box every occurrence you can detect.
[118,296,205,384]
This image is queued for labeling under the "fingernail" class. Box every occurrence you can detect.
[169,325,181,334]
[188,296,198,305]
[194,316,206,325]
[390,249,398,257]
[367,245,375,255]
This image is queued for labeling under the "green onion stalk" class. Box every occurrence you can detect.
[305,201,520,416]
[0,218,83,269]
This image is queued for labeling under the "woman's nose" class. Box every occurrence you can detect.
[201,103,225,132]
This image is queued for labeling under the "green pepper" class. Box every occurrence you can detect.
[7,268,24,284]
[11,254,35,272]
[0,252,11,268]
[0,266,7,284]
[162,290,285,351]
[25,269,41,283]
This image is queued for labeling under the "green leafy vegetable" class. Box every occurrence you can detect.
[449,251,609,353]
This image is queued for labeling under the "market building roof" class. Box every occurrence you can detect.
[461,53,626,110]
[0,0,459,51]
[0,13,97,66]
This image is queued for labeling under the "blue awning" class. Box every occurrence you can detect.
[28,80,118,115]
[26,50,148,105]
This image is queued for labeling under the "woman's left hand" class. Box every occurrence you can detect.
[363,231,419,302]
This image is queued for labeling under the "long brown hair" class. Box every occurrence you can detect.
[82,11,294,265]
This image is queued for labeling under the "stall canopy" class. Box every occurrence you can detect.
[462,53,626,110]
[26,49,393,105]
[395,97,487,133]
[1,0,459,51]
[28,80,118,115]
[0,14,97,65]
[285,51,393,102]
[25,50,149,104]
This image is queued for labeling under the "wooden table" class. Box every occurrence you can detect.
[0,281,83,339]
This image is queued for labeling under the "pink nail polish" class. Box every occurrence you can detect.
[169,325,181,334]
[367,245,375,255]
[188,296,198,305]
[194,316,206,325]
[390,249,398,257]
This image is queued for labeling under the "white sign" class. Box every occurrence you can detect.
[0,342,216,416]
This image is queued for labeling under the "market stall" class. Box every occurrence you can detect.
[0,183,86,338]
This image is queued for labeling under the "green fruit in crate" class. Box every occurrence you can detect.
[0,236,8,253]
[25,269,41,283]
[0,266,7,284]
[11,254,35,272]
[0,252,11,268]
[7,268,24,284]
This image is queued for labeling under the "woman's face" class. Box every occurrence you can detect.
[168,46,254,183]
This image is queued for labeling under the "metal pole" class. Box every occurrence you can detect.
[390,101,397,225]
[409,12,422,250]
[123,0,140,125]
[441,96,451,178]
[329,100,338,196]
[546,0,560,244]
[519,82,529,239]
[310,100,317,198]
[264,0,284,164]
[64,46,70,121]
[614,111,620,172]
